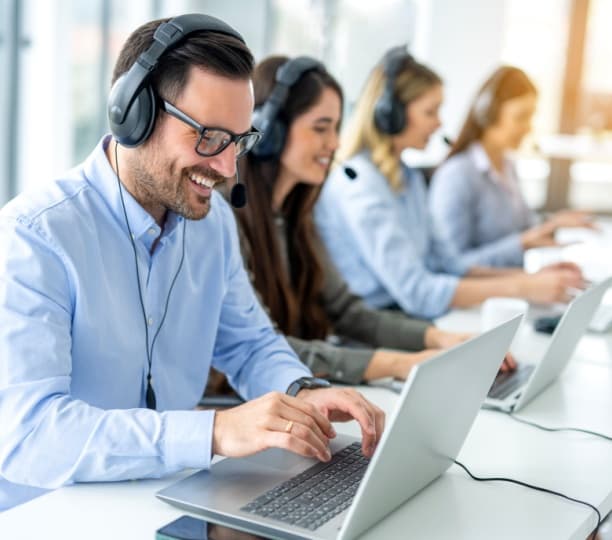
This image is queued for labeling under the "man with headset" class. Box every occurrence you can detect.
[0,14,383,510]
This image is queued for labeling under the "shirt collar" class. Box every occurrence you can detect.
[83,135,183,250]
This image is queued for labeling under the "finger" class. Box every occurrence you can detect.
[372,403,385,452]
[341,392,379,457]
[322,389,378,454]
[271,416,331,462]
[277,401,331,446]
[282,394,335,438]
[504,352,517,370]
[267,430,330,462]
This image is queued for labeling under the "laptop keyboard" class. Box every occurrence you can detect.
[488,363,535,400]
[241,442,369,531]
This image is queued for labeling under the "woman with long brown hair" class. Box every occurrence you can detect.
[314,48,585,321]
[430,66,593,268]
[227,55,487,385]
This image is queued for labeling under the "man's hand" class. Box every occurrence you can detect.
[212,392,336,462]
[296,387,385,458]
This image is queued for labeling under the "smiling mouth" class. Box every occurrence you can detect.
[188,173,217,189]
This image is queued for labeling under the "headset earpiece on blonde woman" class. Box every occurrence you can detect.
[374,45,415,135]
[471,67,512,129]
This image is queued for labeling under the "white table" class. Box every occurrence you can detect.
[1,317,612,539]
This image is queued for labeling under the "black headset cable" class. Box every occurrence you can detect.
[454,459,601,537]
[114,140,186,409]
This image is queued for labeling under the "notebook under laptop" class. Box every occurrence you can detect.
[484,277,612,413]
[157,317,521,540]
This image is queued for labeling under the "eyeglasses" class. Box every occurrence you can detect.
[161,100,262,158]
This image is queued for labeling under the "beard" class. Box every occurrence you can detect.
[128,143,231,222]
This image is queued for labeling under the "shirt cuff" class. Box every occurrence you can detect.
[503,233,525,267]
[160,409,216,470]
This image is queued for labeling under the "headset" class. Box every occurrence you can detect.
[109,15,245,409]
[374,45,414,135]
[471,67,511,129]
[251,56,324,159]
[107,13,245,148]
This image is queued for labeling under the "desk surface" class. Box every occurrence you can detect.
[1,318,611,539]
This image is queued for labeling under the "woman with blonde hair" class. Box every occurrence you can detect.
[429,66,593,268]
[314,47,584,320]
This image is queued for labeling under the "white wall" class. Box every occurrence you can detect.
[18,0,72,193]
[405,0,506,166]
[0,0,10,201]
[183,0,270,60]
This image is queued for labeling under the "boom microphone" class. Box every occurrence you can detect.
[230,163,247,208]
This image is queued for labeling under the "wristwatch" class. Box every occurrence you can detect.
[286,376,331,397]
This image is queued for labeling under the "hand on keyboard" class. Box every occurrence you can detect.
[212,392,336,462]
[297,387,385,458]
[499,351,517,373]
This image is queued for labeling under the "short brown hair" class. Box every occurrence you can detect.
[111,17,254,102]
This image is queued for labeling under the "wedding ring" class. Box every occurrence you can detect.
[284,420,294,433]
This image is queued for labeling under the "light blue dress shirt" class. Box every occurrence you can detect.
[314,151,468,320]
[0,136,310,510]
[429,143,538,267]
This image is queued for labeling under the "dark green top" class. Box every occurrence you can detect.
[236,211,430,384]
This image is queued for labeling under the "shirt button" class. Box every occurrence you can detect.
[148,228,156,235]
[147,317,153,326]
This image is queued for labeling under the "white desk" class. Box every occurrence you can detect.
[1,321,612,539]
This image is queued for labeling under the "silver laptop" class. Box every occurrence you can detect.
[484,277,612,413]
[157,317,520,540]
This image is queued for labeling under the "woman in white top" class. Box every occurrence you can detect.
[315,48,585,320]
[430,66,593,268]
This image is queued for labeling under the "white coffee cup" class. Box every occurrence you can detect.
[481,297,529,333]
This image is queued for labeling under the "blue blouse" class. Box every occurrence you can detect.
[429,143,538,267]
[314,151,468,320]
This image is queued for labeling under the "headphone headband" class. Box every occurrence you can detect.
[108,14,245,147]
[251,56,324,159]
[374,44,412,135]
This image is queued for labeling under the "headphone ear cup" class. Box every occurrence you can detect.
[388,97,406,134]
[472,89,493,129]
[374,91,405,135]
[251,108,286,159]
[108,76,157,147]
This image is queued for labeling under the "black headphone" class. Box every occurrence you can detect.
[374,45,413,135]
[251,56,324,159]
[107,13,245,148]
